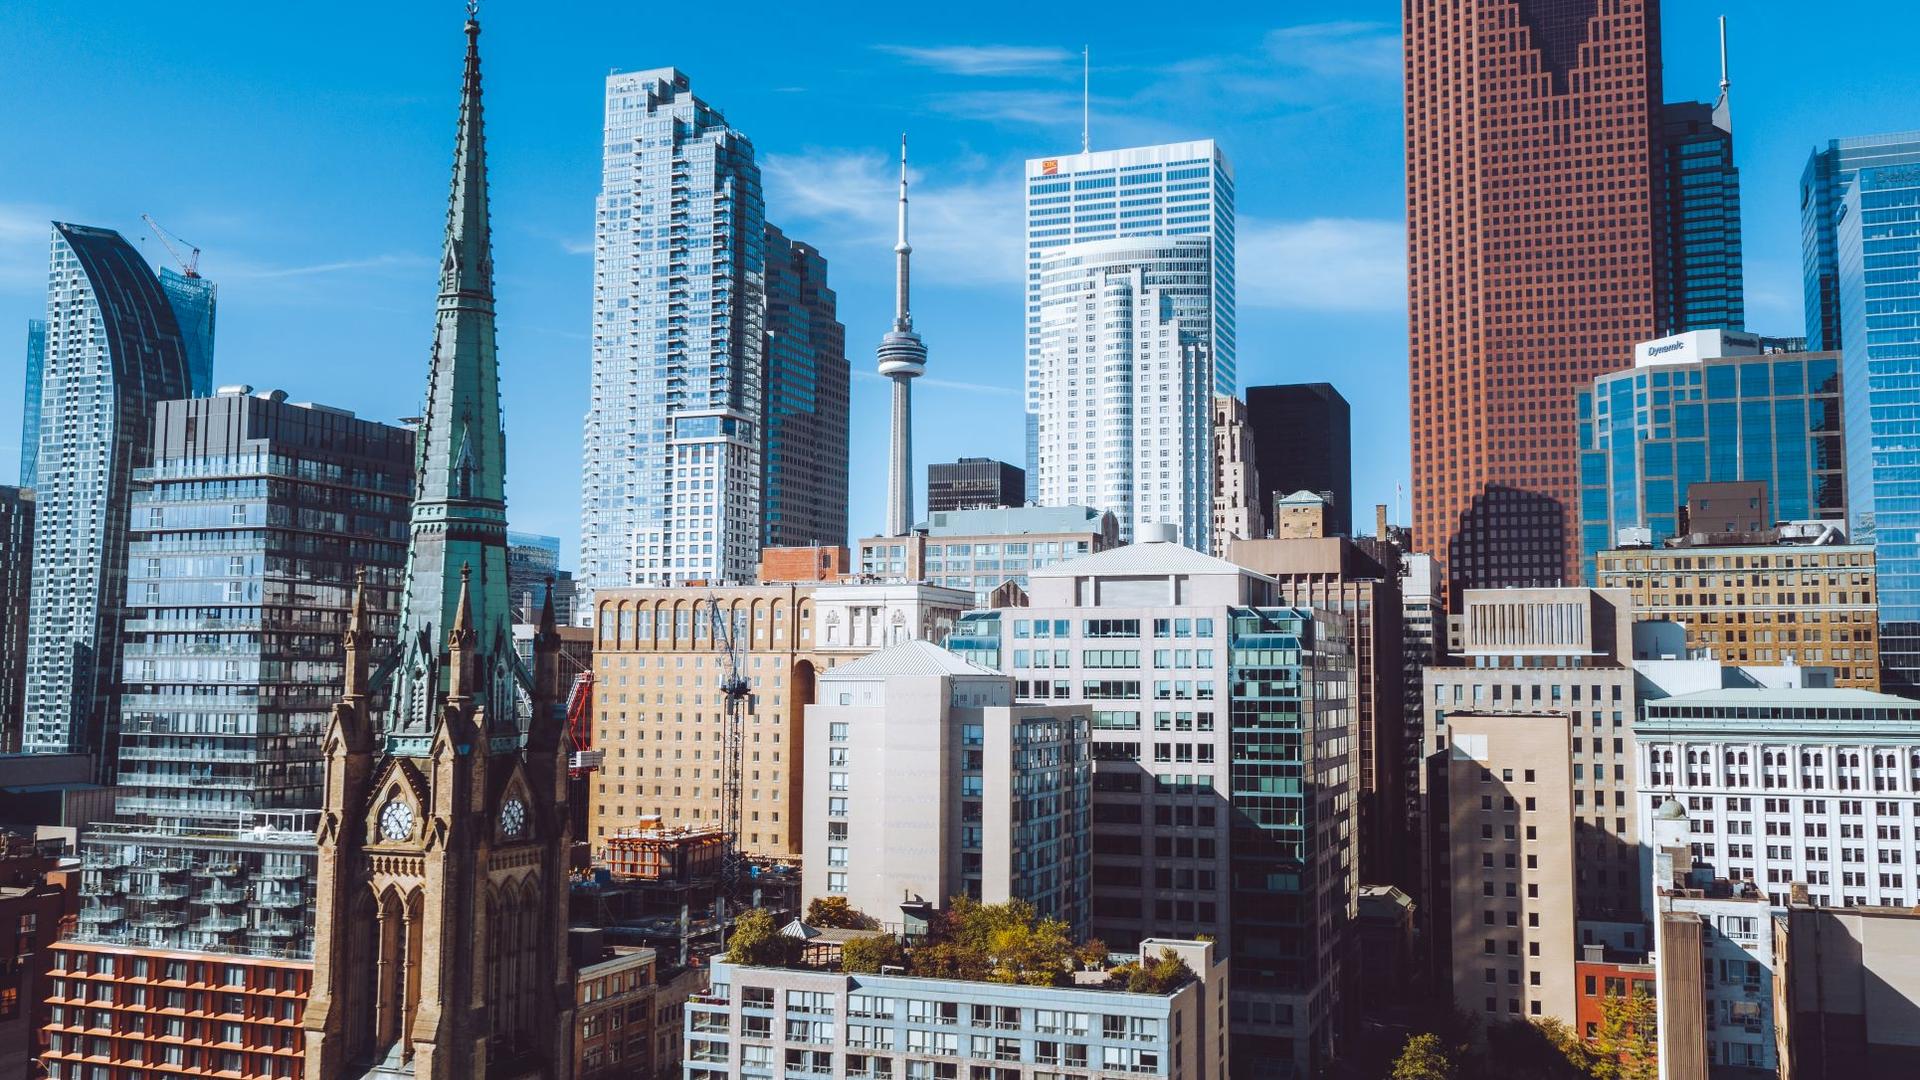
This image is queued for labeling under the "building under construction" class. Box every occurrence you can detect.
[600,819,727,881]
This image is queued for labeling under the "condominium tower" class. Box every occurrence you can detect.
[23,223,192,767]
[1032,238,1213,547]
[159,266,217,398]
[0,487,28,743]
[583,68,766,590]
[18,320,44,487]
[1406,0,1667,598]
[1023,143,1235,505]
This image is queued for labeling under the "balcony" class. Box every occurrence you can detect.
[194,888,247,906]
[131,910,189,929]
[195,915,247,934]
[193,863,243,879]
[125,884,190,902]
[77,905,123,925]
[251,893,306,910]
[252,921,303,939]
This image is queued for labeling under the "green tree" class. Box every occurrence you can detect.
[1390,1033,1456,1080]
[805,896,878,930]
[1125,949,1195,994]
[723,908,802,967]
[1591,989,1657,1080]
[910,897,1081,986]
[840,933,907,974]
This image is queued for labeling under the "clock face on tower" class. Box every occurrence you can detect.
[379,799,416,843]
[500,797,527,839]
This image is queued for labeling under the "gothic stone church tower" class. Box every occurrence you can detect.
[302,10,574,1079]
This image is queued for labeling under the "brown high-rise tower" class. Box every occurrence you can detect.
[1406,0,1666,602]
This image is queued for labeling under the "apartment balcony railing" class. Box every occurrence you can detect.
[193,863,244,879]
[194,888,248,906]
[77,906,123,925]
[250,894,306,910]
[195,916,247,934]
[124,884,190,902]
[130,911,189,929]
[252,921,303,939]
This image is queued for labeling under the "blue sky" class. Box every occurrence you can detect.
[3,2,1917,567]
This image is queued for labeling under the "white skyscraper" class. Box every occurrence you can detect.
[582,69,765,590]
[1023,142,1234,542]
[876,138,926,537]
[1033,238,1213,547]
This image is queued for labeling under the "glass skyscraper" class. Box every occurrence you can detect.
[1576,330,1845,584]
[582,68,766,592]
[1661,99,1743,333]
[1802,132,1920,352]
[73,388,412,959]
[1032,237,1214,547]
[159,265,217,397]
[1023,142,1235,482]
[1837,158,1920,687]
[19,320,44,487]
[23,223,191,769]
[762,222,848,549]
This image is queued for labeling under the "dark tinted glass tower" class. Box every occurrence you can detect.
[1406,0,1666,601]
[763,223,849,548]
[1662,99,1742,332]
[1245,383,1352,537]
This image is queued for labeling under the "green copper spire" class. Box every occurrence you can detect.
[382,6,518,742]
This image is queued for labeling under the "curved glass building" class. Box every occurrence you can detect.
[23,223,190,768]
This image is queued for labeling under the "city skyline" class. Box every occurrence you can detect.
[0,2,1914,564]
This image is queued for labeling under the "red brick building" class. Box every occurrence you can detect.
[1405,0,1667,601]
[0,833,74,1077]
[40,943,309,1080]
[1575,956,1656,1043]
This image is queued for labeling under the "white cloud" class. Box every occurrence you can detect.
[1264,21,1401,79]
[875,45,1076,77]
[762,150,1021,288]
[1238,217,1405,312]
[854,369,1018,396]
[0,204,56,294]
[216,252,431,282]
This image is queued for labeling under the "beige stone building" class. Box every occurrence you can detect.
[587,582,969,857]
[1442,712,1578,1029]
[1596,541,1879,689]
[1210,393,1264,555]
[855,504,1119,605]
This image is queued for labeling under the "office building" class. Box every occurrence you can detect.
[41,944,311,1080]
[1423,589,1644,955]
[1245,384,1350,538]
[1400,552,1443,838]
[583,67,766,591]
[1801,132,1920,352]
[1406,0,1666,599]
[302,13,578,1078]
[23,223,192,767]
[0,487,29,745]
[507,530,577,624]
[1660,49,1743,333]
[926,457,1024,515]
[1231,517,1408,890]
[1210,395,1263,556]
[587,580,970,856]
[1577,329,1846,581]
[1636,687,1920,911]
[1648,797,1777,1078]
[944,537,1355,1076]
[1598,531,1879,690]
[1835,155,1920,687]
[800,640,1090,935]
[159,266,216,398]
[763,223,849,549]
[1440,711,1579,1028]
[688,939,1228,1080]
[69,388,412,960]
[1023,142,1235,479]
[1773,895,1920,1078]
[855,504,1119,604]
[18,320,43,487]
[1031,238,1214,547]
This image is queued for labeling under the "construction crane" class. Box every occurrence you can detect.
[141,214,201,278]
[565,672,600,777]
[707,594,752,888]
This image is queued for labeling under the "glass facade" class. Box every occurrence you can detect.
[1839,161,1920,687]
[23,224,191,766]
[1801,132,1920,352]
[75,390,413,959]
[18,319,43,487]
[583,68,765,591]
[1661,101,1744,333]
[159,266,217,397]
[761,223,848,549]
[1033,238,1214,547]
[1577,351,1845,584]
[1023,142,1235,480]
[0,486,28,742]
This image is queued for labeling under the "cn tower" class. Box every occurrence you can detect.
[876,135,926,537]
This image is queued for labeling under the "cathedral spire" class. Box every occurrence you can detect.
[382,1,516,740]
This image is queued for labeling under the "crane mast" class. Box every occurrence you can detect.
[708,596,752,889]
[140,214,201,277]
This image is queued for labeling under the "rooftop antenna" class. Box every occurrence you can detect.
[1713,15,1731,133]
[1081,46,1091,153]
[1717,15,1730,101]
